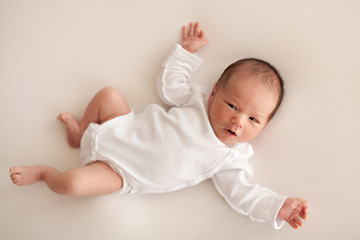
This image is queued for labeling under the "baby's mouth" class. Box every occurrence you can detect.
[227,129,237,136]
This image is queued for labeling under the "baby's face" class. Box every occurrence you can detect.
[208,70,278,144]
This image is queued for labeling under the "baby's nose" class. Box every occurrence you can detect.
[231,115,246,129]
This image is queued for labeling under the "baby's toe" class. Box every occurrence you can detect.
[11,174,23,185]
[10,167,23,174]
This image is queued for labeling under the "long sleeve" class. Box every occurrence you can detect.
[156,44,203,107]
[212,155,288,230]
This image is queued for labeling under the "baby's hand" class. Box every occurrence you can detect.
[181,22,209,54]
[278,197,309,229]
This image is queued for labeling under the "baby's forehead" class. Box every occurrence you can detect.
[230,65,281,91]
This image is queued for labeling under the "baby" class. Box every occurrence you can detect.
[10,22,308,230]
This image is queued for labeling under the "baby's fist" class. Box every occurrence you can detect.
[278,198,309,229]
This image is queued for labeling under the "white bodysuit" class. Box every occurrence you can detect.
[80,44,287,229]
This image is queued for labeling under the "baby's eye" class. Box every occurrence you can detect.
[249,117,258,123]
[228,103,237,111]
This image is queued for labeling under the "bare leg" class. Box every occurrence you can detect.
[58,87,131,148]
[57,113,81,148]
[11,88,128,195]
[10,162,123,196]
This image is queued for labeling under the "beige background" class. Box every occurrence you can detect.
[1,0,359,239]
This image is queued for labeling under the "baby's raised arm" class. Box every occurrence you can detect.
[181,22,209,54]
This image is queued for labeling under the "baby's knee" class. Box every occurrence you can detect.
[96,87,131,122]
[97,86,129,107]
[98,86,124,100]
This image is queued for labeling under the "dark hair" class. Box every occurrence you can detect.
[216,58,285,120]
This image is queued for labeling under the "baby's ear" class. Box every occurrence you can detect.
[208,83,217,103]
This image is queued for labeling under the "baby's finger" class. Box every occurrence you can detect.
[287,204,302,222]
[188,22,194,37]
[289,221,299,229]
[289,217,302,229]
[199,30,209,43]
[294,217,303,227]
[301,206,309,219]
[182,26,187,38]
[194,22,200,36]
[199,30,205,38]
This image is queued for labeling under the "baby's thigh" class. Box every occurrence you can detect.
[67,161,123,196]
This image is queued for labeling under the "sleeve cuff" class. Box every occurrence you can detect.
[174,44,203,66]
[272,196,288,230]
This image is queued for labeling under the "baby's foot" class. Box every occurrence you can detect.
[10,166,46,186]
[58,112,81,148]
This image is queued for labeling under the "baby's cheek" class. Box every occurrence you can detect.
[213,112,225,123]
[219,110,232,122]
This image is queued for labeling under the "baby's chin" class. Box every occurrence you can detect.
[218,135,249,144]
[222,140,248,145]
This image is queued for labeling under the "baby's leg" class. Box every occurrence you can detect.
[57,113,81,148]
[58,87,131,148]
[10,162,123,196]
